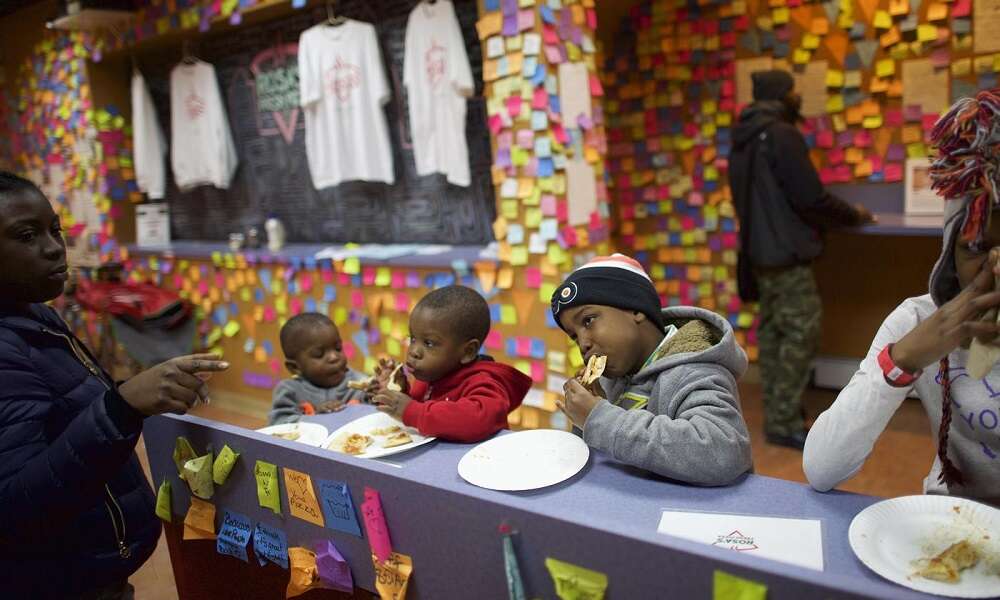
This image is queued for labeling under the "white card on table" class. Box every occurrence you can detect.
[656,510,824,571]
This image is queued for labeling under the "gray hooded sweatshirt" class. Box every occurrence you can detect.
[582,306,753,486]
[268,370,368,425]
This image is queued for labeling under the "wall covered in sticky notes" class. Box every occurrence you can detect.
[601,0,1000,357]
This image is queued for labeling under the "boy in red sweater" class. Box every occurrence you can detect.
[372,285,531,442]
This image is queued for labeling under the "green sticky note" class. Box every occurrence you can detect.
[173,437,196,477]
[183,453,215,500]
[255,460,281,515]
[539,282,557,303]
[344,257,361,275]
[223,321,241,338]
[213,445,240,485]
[500,305,518,325]
[545,557,608,600]
[375,267,392,286]
[713,570,767,600]
[155,479,172,522]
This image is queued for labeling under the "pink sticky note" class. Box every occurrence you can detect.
[485,329,503,350]
[300,274,314,293]
[531,361,545,383]
[391,271,406,289]
[289,297,304,316]
[556,200,569,223]
[517,8,535,31]
[552,122,569,145]
[544,44,563,65]
[524,268,542,288]
[589,74,604,97]
[321,269,334,283]
[506,95,523,119]
[489,114,503,136]
[395,293,410,313]
[351,290,365,310]
[337,272,351,286]
[362,267,376,286]
[197,281,210,295]
[343,341,357,361]
[173,275,184,289]
[516,129,534,148]
[263,307,277,322]
[361,488,392,564]
[542,24,558,44]
[532,87,548,110]
[884,163,904,182]
[541,194,557,216]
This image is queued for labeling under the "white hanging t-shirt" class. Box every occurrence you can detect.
[403,0,473,187]
[131,71,167,199]
[169,60,239,191]
[298,20,395,189]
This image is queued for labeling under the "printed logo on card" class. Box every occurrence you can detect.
[713,530,759,552]
[324,57,361,102]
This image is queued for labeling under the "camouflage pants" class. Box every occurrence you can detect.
[756,264,822,436]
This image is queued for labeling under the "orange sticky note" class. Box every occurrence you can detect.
[287,547,325,598]
[889,0,909,16]
[283,468,325,527]
[183,497,216,540]
[476,12,502,40]
[373,552,413,600]
[810,17,829,35]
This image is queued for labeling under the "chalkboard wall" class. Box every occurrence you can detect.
[140,0,496,244]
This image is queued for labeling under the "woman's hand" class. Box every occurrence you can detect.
[892,255,1000,372]
[118,354,229,416]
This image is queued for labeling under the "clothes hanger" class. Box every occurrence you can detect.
[181,39,199,65]
[326,0,347,26]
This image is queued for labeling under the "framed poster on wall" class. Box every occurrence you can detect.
[905,158,943,215]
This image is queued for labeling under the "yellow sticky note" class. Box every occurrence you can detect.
[173,437,197,476]
[287,547,324,598]
[793,48,811,64]
[825,94,845,113]
[343,257,361,275]
[917,24,937,43]
[801,33,820,50]
[873,10,892,29]
[283,468,325,527]
[876,58,896,78]
[223,320,240,338]
[183,496,216,540]
[213,445,239,485]
[714,570,767,600]
[907,142,928,158]
[255,460,282,515]
[500,305,517,325]
[772,7,789,24]
[951,58,972,77]
[510,246,529,266]
[545,557,608,600]
[863,115,883,129]
[183,454,214,499]
[476,12,502,40]
[373,552,413,600]
[156,479,172,522]
[376,267,391,286]
[825,70,845,88]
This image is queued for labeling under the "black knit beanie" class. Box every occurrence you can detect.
[752,70,795,102]
[550,253,665,332]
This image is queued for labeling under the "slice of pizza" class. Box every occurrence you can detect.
[382,431,413,448]
[917,540,980,583]
[328,432,374,455]
[370,425,403,436]
[578,355,607,386]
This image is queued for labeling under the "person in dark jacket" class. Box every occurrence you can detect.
[728,70,873,450]
[0,171,228,599]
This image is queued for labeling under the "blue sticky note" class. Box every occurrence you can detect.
[253,522,289,569]
[490,304,502,322]
[323,285,336,302]
[217,510,253,563]
[540,5,555,24]
[262,340,274,356]
[316,479,362,537]
[522,56,538,78]
[259,269,272,290]
[532,63,547,87]
[351,330,369,357]
[485,0,499,9]
[537,158,555,177]
[506,338,518,357]
[530,338,546,360]
[531,110,549,131]
[292,0,307,7]
[305,298,317,313]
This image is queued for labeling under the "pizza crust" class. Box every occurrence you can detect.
[578,355,607,385]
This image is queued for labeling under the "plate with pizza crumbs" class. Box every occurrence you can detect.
[256,422,329,447]
[848,495,1000,597]
[457,429,590,491]
[322,412,435,459]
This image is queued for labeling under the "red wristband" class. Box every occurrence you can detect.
[878,344,922,387]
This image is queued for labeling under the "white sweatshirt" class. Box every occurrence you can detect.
[131,72,167,199]
[169,60,239,191]
[804,294,1000,505]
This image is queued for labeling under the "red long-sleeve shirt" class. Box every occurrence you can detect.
[402,358,531,443]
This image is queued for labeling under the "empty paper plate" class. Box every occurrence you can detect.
[457,429,589,491]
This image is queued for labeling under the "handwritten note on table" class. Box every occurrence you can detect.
[183,454,214,500]
[281,468,325,527]
[361,487,393,563]
[657,510,824,571]
[373,552,413,600]
[545,557,608,600]
[286,547,324,598]
[253,522,289,569]
[213,444,239,485]
[316,479,362,537]
[255,460,282,515]
[173,437,196,476]
[155,479,171,522]
[183,497,216,540]
[217,510,253,563]
[315,539,353,592]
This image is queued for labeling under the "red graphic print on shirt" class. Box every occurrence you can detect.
[425,40,447,87]
[324,57,362,102]
[185,92,206,119]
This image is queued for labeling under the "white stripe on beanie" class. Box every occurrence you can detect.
[572,253,652,281]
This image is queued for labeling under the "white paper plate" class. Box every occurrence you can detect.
[256,422,329,447]
[322,412,435,459]
[848,495,1000,598]
[457,429,590,491]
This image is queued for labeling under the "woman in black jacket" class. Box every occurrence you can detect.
[0,171,228,599]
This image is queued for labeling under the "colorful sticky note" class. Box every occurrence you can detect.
[183,454,215,500]
[315,540,353,592]
[287,547,324,598]
[714,570,767,600]
[255,460,282,515]
[213,445,240,485]
[283,468,325,527]
[361,487,393,564]
[254,522,289,569]
[545,557,608,600]
[155,479,172,522]
[217,510,253,563]
[183,497,216,540]
[316,479,362,537]
[173,437,196,476]
[372,552,413,600]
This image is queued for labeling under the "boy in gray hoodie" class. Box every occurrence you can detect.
[268,313,367,425]
[551,254,752,486]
